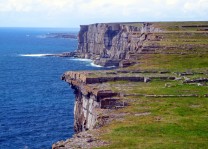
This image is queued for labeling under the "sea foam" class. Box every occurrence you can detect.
[90,62,103,67]
[69,58,93,62]
[69,58,103,67]
[19,54,51,57]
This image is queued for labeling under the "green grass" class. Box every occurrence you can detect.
[152,21,208,31]
[129,54,208,72]
[96,78,208,149]
[93,22,208,149]
[123,21,208,32]
[108,80,208,96]
[98,97,208,149]
[127,28,208,72]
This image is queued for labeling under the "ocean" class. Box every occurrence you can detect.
[0,28,107,149]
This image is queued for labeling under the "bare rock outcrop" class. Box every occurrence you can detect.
[61,71,121,133]
[76,23,162,67]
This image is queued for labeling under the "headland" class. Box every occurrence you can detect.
[53,21,208,149]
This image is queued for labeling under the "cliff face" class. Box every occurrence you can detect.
[61,70,175,134]
[53,23,163,142]
[62,71,120,133]
[76,23,161,66]
[73,87,98,132]
[53,22,163,148]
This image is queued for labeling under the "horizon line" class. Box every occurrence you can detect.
[0,26,80,29]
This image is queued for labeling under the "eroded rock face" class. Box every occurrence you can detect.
[73,87,99,132]
[61,71,123,133]
[76,23,161,66]
[61,70,176,134]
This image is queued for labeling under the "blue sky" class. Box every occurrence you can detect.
[0,0,207,28]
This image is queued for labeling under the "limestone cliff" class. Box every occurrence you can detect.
[53,70,176,149]
[52,21,208,148]
[61,70,175,133]
[61,71,120,133]
[76,23,162,67]
[53,23,163,148]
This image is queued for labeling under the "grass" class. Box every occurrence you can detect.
[92,22,208,149]
[98,97,208,149]
[97,75,208,149]
[108,80,208,96]
[128,29,208,72]
[152,21,208,31]
[135,54,208,72]
[123,21,208,32]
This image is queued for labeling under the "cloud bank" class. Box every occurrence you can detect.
[0,0,207,27]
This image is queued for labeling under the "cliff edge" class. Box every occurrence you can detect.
[53,22,208,149]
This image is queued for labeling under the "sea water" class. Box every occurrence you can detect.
[0,28,107,149]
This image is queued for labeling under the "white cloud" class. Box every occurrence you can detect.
[0,0,207,27]
[0,0,33,12]
[166,0,179,5]
[184,0,208,11]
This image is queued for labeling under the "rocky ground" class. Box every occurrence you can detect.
[52,131,108,149]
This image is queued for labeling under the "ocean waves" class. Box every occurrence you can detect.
[19,54,52,57]
[69,58,103,68]
[90,62,103,67]
[19,55,112,69]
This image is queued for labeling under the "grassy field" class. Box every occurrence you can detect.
[99,97,208,149]
[97,80,208,148]
[108,80,207,96]
[130,53,208,72]
[93,22,208,149]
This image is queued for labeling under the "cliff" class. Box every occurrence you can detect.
[76,23,162,67]
[53,21,208,149]
[60,71,155,133]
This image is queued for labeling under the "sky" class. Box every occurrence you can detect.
[0,0,207,28]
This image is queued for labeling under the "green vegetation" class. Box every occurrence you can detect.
[94,22,208,149]
[125,21,208,31]
[131,54,208,72]
[108,80,207,96]
[98,95,208,149]
[127,25,208,72]
[153,21,208,31]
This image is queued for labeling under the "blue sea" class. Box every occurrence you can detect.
[0,28,107,149]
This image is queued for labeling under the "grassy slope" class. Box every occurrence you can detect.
[95,22,208,149]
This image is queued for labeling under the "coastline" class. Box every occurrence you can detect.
[53,21,208,149]
[19,53,105,68]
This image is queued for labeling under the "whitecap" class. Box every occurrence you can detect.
[19,54,51,57]
[69,58,93,62]
[90,62,103,67]
[69,58,103,67]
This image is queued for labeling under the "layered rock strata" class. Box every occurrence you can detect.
[52,21,208,148]
[61,71,118,132]
[61,71,141,133]
[76,23,162,67]
[61,71,176,133]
